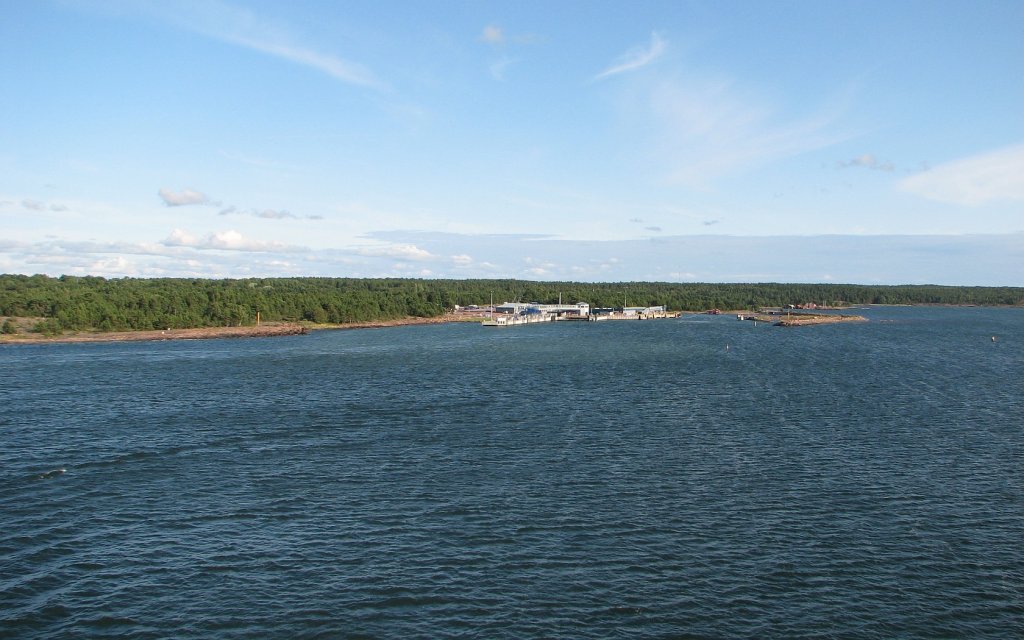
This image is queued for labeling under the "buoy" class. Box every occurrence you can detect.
[992,336,997,342]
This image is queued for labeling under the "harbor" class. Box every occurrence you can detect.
[477,301,680,327]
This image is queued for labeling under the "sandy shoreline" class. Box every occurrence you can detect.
[0,322,310,345]
[0,314,489,346]
[0,307,879,345]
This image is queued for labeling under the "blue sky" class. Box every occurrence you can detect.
[1,0,1021,285]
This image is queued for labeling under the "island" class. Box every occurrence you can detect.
[737,311,868,326]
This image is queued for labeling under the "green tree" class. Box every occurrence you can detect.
[32,318,63,337]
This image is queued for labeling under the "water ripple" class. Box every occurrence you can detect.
[1,307,1023,638]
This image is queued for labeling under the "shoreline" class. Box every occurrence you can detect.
[0,314,489,346]
[0,322,310,346]
[4,303,1015,345]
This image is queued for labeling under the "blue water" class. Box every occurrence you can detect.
[2,306,1022,638]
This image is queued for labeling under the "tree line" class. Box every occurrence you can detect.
[1,273,1021,334]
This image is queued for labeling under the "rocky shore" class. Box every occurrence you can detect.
[734,311,868,326]
[769,313,867,327]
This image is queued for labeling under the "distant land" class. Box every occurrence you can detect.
[1,274,1021,341]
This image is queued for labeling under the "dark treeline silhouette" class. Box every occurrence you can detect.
[1,274,1021,333]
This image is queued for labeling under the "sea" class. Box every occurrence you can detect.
[1,306,1022,639]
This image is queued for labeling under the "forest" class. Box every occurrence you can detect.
[1,273,1022,334]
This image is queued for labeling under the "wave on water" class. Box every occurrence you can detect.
[1,307,1022,638]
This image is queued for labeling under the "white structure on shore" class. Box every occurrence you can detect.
[482,301,590,326]
[482,301,674,326]
[590,305,669,320]
[492,301,590,317]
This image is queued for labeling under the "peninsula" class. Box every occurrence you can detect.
[0,274,1019,344]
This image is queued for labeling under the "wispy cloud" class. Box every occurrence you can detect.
[219,149,299,171]
[480,24,537,80]
[838,153,894,172]
[481,25,504,45]
[232,37,381,88]
[13,197,69,213]
[899,143,1024,206]
[479,24,538,46]
[645,75,850,186]
[594,32,666,81]
[489,56,515,81]
[159,188,211,207]
[157,186,317,220]
[139,0,383,89]
[219,206,322,220]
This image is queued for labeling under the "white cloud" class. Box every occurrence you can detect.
[355,243,436,261]
[14,198,71,213]
[162,228,303,252]
[481,25,504,45]
[220,204,322,220]
[899,143,1024,206]
[164,228,198,246]
[88,256,134,275]
[838,154,894,172]
[451,254,473,265]
[594,32,666,81]
[255,209,296,219]
[206,230,262,250]
[159,188,210,207]
[3,230,1022,284]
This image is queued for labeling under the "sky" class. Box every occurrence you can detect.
[1,0,1022,285]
